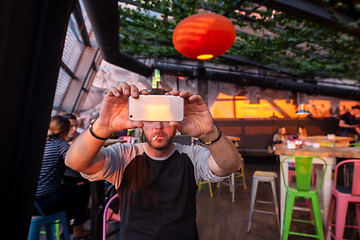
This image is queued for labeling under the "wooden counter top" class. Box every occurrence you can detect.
[275,144,360,159]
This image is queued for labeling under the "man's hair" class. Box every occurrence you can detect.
[47,116,70,140]
[149,88,168,95]
[62,113,76,120]
[352,105,360,110]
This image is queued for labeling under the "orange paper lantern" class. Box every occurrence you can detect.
[172,13,236,60]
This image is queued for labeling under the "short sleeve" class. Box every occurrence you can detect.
[80,143,141,189]
[176,144,229,185]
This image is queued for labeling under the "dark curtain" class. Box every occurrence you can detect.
[0,0,75,238]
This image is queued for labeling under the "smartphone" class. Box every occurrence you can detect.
[128,95,184,122]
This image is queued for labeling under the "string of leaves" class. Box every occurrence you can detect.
[118,0,360,80]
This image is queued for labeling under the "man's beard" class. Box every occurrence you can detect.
[144,134,175,150]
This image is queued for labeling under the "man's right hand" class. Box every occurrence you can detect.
[92,83,148,139]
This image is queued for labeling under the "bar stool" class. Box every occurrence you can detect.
[247,171,280,233]
[198,180,213,197]
[218,157,246,203]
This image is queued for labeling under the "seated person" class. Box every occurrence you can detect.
[268,126,287,154]
[297,126,308,139]
[35,116,90,239]
[273,126,287,145]
[339,105,360,137]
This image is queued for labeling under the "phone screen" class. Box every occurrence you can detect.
[128,95,184,122]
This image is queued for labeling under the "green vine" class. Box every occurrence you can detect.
[118,0,360,81]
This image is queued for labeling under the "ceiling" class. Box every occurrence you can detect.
[82,0,360,99]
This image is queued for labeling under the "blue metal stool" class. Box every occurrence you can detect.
[28,202,70,240]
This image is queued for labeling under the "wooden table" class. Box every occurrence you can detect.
[275,144,360,237]
[301,135,354,147]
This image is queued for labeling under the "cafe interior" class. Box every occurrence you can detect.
[2,0,360,239]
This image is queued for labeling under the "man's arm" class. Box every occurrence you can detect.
[339,119,355,128]
[65,83,146,174]
[169,91,241,177]
[65,122,107,174]
[201,125,241,177]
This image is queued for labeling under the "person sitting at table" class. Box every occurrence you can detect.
[34,116,90,239]
[62,113,91,235]
[297,126,308,139]
[339,105,360,137]
[65,82,242,240]
[273,126,287,144]
[267,126,288,154]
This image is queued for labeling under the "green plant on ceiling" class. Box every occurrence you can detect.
[118,0,360,81]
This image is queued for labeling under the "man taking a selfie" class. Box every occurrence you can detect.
[65,82,241,240]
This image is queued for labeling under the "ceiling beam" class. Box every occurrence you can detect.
[154,62,360,100]
[249,0,360,38]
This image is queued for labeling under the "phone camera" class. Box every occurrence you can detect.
[129,115,133,118]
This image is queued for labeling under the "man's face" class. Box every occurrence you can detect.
[142,121,176,150]
[353,109,360,116]
[67,119,78,139]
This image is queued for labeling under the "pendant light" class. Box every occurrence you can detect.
[296,104,310,115]
[172,13,236,60]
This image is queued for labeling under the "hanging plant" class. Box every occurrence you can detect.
[118,0,360,81]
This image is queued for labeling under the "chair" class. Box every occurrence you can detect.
[230,157,247,191]
[281,156,327,240]
[103,194,121,240]
[28,202,70,240]
[247,171,280,233]
[218,157,247,203]
[349,143,360,147]
[198,180,213,197]
[325,159,360,240]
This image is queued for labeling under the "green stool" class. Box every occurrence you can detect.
[281,156,327,240]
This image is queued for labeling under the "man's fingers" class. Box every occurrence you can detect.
[110,83,144,99]
[189,94,203,104]
[170,90,180,96]
[128,121,144,129]
[140,89,149,95]
[129,84,140,98]
[179,91,193,99]
[118,82,131,96]
[108,87,121,97]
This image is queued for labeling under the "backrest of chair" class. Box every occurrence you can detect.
[353,161,360,195]
[281,155,327,191]
[334,159,360,196]
[294,156,313,191]
[102,194,120,240]
[349,143,360,147]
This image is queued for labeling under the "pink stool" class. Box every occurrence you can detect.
[103,194,120,240]
[325,159,360,240]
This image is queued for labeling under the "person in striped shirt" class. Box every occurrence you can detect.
[35,115,90,239]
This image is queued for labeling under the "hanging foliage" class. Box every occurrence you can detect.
[118,0,360,80]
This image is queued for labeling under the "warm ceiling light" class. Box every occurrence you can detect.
[296,104,310,115]
[197,54,214,60]
[172,13,236,60]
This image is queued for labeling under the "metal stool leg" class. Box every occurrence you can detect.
[247,177,259,232]
[270,178,280,231]
[231,173,235,203]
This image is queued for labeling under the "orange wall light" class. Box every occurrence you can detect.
[172,13,236,60]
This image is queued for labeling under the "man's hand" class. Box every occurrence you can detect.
[92,83,148,138]
[169,90,218,142]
